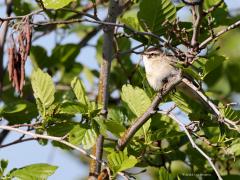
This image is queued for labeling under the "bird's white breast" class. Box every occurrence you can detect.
[143,55,179,91]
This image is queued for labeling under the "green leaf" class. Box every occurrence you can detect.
[1,101,38,124]
[220,104,240,122]
[106,109,126,137]
[42,0,75,9]
[51,44,80,70]
[107,151,137,175]
[30,46,49,69]
[137,0,176,35]
[1,103,26,114]
[121,16,148,43]
[121,84,151,137]
[121,84,151,116]
[31,68,55,108]
[71,77,89,107]
[0,160,8,176]
[69,124,98,149]
[10,163,57,180]
[57,101,87,115]
[159,167,174,180]
[203,55,226,78]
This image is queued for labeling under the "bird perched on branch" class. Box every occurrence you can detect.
[142,47,218,114]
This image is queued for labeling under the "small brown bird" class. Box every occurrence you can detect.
[142,47,181,91]
[142,47,218,114]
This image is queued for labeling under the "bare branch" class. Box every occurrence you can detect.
[191,1,203,47]
[199,19,240,49]
[0,125,128,179]
[0,0,13,144]
[158,110,223,180]
[0,137,35,148]
[89,0,128,178]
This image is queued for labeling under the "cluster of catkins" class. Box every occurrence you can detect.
[7,16,32,95]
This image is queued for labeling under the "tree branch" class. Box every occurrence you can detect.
[0,125,128,179]
[89,0,127,179]
[0,0,12,91]
[158,109,223,180]
[191,1,203,47]
[0,137,35,148]
[0,0,13,145]
[199,19,240,49]
[117,75,183,151]
[181,78,240,132]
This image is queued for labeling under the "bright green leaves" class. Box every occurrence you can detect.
[67,77,100,149]
[42,0,75,9]
[69,124,98,149]
[71,77,89,107]
[137,0,176,35]
[105,109,126,137]
[0,162,57,180]
[121,84,151,116]
[31,68,55,109]
[10,163,58,180]
[121,84,151,139]
[159,167,175,180]
[71,77,101,117]
[0,103,26,114]
[107,151,138,175]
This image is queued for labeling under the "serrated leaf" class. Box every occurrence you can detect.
[42,0,75,9]
[31,69,55,108]
[121,84,151,137]
[69,125,97,149]
[107,151,137,175]
[121,84,151,116]
[10,163,57,180]
[137,0,176,35]
[71,77,89,107]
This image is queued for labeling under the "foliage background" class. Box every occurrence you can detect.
[1,0,240,179]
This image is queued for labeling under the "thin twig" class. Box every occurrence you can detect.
[158,110,223,180]
[0,137,36,148]
[199,19,240,49]
[0,125,127,179]
[181,78,240,132]
[191,1,203,47]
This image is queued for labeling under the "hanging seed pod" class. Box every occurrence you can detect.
[7,16,32,95]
